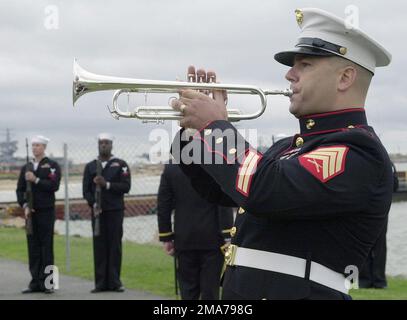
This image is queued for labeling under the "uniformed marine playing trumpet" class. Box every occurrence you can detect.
[169,8,393,300]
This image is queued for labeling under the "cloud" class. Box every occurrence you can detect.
[1,0,406,158]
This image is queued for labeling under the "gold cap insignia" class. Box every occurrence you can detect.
[295,9,303,26]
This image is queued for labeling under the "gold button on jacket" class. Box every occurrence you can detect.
[306,119,315,129]
[295,137,304,147]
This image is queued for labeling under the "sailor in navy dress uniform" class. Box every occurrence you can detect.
[16,135,61,294]
[83,133,131,292]
[169,8,393,299]
[157,162,234,300]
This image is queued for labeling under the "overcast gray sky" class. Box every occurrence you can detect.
[1,0,406,158]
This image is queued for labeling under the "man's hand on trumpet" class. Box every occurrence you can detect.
[171,66,228,129]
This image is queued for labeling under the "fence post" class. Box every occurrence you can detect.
[63,143,71,272]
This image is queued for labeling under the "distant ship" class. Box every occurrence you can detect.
[0,128,25,172]
[0,128,65,172]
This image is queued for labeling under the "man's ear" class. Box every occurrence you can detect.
[338,66,357,92]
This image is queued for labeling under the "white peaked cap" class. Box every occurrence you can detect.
[98,133,114,141]
[274,8,392,74]
[31,135,50,145]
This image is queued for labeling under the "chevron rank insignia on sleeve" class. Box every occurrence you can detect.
[298,145,349,182]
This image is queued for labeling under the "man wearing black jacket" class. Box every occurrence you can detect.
[157,162,234,300]
[16,135,61,294]
[169,8,393,299]
[82,133,131,293]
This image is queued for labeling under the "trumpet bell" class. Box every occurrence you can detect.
[73,59,86,104]
[73,59,140,105]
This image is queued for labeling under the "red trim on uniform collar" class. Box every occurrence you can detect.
[302,128,347,137]
[298,108,368,136]
[301,108,365,119]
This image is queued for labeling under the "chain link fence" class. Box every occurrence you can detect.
[58,139,165,246]
[0,132,279,272]
[0,138,171,271]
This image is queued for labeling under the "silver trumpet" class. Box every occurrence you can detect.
[72,59,292,122]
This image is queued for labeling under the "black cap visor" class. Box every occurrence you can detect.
[274,46,335,67]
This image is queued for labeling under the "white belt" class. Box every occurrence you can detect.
[224,245,350,294]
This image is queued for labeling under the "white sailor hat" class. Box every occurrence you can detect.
[97,133,114,141]
[31,135,50,145]
[274,8,392,74]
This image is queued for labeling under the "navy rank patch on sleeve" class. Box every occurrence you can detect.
[48,168,57,181]
[121,166,129,176]
[298,146,349,183]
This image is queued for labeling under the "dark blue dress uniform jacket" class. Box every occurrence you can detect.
[83,157,131,212]
[157,163,234,251]
[16,157,61,210]
[171,108,393,299]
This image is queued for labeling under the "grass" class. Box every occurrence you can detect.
[1,226,406,300]
[0,226,175,298]
[0,173,18,180]
[350,277,407,300]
